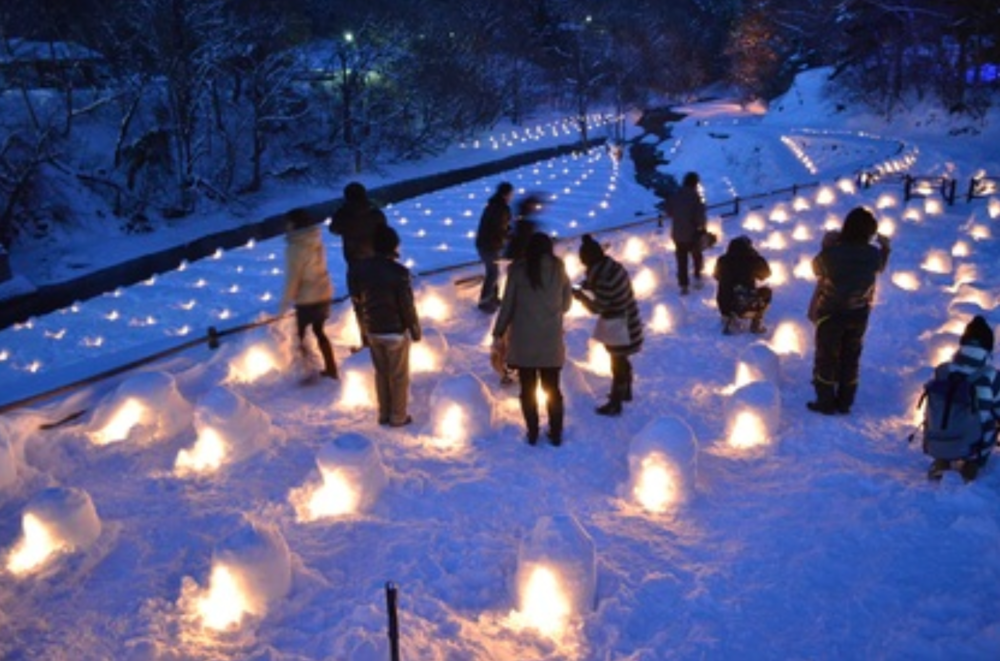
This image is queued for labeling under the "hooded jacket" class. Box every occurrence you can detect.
[714,238,771,316]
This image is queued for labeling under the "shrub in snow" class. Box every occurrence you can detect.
[87,371,192,445]
[724,380,782,451]
[411,327,449,376]
[176,386,277,474]
[624,416,699,511]
[427,373,494,445]
[734,341,781,387]
[515,514,597,623]
[213,520,292,614]
[0,435,16,490]
[315,432,388,514]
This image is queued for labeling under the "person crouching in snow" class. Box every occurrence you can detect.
[349,225,422,427]
[713,235,772,335]
[927,315,1000,482]
[279,207,338,380]
[573,234,644,416]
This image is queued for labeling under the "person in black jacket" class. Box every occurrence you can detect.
[666,172,708,295]
[330,181,388,348]
[713,235,772,335]
[474,182,513,312]
[573,234,643,416]
[349,225,422,427]
[807,206,890,415]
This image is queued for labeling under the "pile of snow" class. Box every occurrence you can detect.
[5,486,101,575]
[86,371,192,445]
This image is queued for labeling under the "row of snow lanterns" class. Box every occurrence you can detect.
[0,242,281,378]
[459,113,615,150]
[387,148,619,267]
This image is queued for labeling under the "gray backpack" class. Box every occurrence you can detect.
[918,365,985,461]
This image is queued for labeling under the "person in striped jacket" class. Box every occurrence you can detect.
[574,234,644,416]
[929,315,1000,481]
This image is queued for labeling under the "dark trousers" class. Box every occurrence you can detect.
[517,367,563,437]
[812,310,868,407]
[295,302,336,376]
[675,240,704,288]
[346,263,368,347]
[478,248,501,305]
[609,353,633,402]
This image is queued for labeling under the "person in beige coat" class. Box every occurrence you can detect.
[492,232,572,445]
[279,207,337,379]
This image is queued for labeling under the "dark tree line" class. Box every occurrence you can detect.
[0,0,997,245]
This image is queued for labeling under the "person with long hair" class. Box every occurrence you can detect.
[492,232,572,445]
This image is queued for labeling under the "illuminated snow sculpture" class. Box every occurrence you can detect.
[175,386,277,475]
[514,514,596,638]
[411,327,448,375]
[309,432,388,518]
[428,373,494,448]
[733,342,781,389]
[191,521,292,630]
[6,486,101,575]
[625,416,698,513]
[725,380,781,451]
[88,371,192,445]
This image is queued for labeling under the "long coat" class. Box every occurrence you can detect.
[810,240,889,321]
[582,256,643,356]
[493,254,572,368]
[281,225,333,309]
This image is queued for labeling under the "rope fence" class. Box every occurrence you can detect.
[1,169,995,419]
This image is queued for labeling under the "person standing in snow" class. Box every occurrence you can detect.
[492,232,572,445]
[925,315,1000,482]
[279,208,337,380]
[350,224,422,427]
[573,234,643,416]
[807,206,890,414]
[329,181,388,349]
[713,235,772,335]
[665,171,708,295]
[474,181,514,313]
[503,194,543,263]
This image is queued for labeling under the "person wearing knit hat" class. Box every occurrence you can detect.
[573,234,644,416]
[925,315,1000,482]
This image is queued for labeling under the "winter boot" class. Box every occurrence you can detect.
[806,383,838,415]
[521,392,540,445]
[318,337,338,380]
[749,316,767,335]
[547,391,564,445]
[835,384,857,414]
[959,460,980,483]
[596,398,623,416]
[928,458,950,481]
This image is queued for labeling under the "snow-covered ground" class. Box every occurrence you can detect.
[1,68,1000,660]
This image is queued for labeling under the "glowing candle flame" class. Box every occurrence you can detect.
[728,410,768,449]
[816,186,836,205]
[793,256,814,280]
[307,470,359,519]
[228,345,279,383]
[585,342,612,377]
[340,371,374,409]
[621,237,647,265]
[435,404,466,448]
[633,454,678,513]
[195,564,254,630]
[891,272,920,291]
[770,321,805,356]
[175,427,228,474]
[92,398,145,445]
[952,241,970,257]
[6,514,63,575]
[419,293,450,323]
[649,304,672,334]
[632,267,657,300]
[410,342,439,373]
[921,250,951,275]
[519,565,571,637]
[742,213,766,232]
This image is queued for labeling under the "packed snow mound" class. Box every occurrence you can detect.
[427,373,495,446]
[315,432,388,512]
[515,514,597,617]
[0,435,16,490]
[175,385,280,475]
[724,380,782,453]
[86,370,192,445]
[5,486,102,575]
[624,415,700,511]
